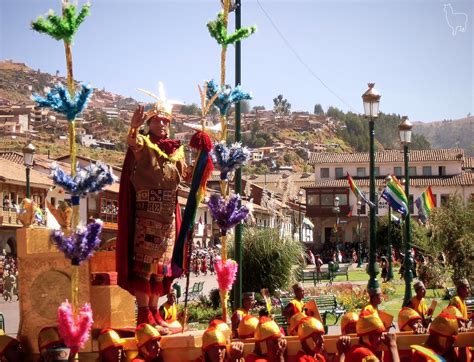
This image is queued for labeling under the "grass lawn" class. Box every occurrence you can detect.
[324,267,451,325]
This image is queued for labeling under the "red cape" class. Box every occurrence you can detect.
[116,141,182,296]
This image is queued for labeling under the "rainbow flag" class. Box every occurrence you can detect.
[381,175,408,217]
[347,173,375,208]
[415,186,436,223]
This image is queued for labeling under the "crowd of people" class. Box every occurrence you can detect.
[0,254,18,302]
[189,247,219,277]
[1,277,471,361]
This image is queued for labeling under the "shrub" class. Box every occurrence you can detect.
[417,263,449,289]
[239,227,304,294]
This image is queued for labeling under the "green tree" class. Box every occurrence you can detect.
[180,103,201,115]
[240,100,251,114]
[313,103,324,115]
[410,134,431,150]
[273,94,291,117]
[429,195,474,283]
[252,105,266,113]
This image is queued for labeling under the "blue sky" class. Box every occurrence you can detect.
[1,0,472,122]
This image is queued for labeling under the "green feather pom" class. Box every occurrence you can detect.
[31,2,90,44]
[207,11,257,48]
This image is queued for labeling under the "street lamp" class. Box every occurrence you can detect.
[362,83,381,290]
[385,175,394,281]
[298,190,304,242]
[357,200,363,267]
[22,141,36,199]
[399,116,413,306]
[333,196,340,257]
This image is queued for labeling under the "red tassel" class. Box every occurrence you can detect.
[190,131,213,152]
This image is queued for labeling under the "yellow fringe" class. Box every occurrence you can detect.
[141,135,185,162]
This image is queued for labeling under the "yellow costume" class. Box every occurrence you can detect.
[449,295,468,319]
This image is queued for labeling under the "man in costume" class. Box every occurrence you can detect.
[38,327,69,362]
[407,281,434,327]
[98,329,126,362]
[198,325,244,362]
[449,278,471,328]
[291,316,327,362]
[410,312,459,362]
[340,311,358,335]
[0,332,24,361]
[135,323,163,362]
[362,287,393,330]
[283,283,305,323]
[158,290,182,331]
[397,307,425,333]
[231,292,255,338]
[337,309,400,362]
[117,99,187,327]
[246,317,287,362]
[237,315,259,339]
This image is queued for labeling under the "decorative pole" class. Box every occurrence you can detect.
[234,0,243,309]
[361,83,381,290]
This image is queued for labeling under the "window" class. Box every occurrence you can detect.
[374,167,380,177]
[394,167,402,177]
[50,197,56,207]
[335,194,348,206]
[422,166,432,176]
[440,194,449,206]
[439,166,446,176]
[335,167,344,179]
[357,167,366,177]
[431,194,437,207]
[320,168,329,178]
[409,167,417,176]
[307,194,320,206]
[320,194,333,206]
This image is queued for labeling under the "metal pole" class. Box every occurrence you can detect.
[368,118,379,289]
[403,144,413,306]
[357,207,363,267]
[26,166,31,199]
[299,200,302,242]
[233,0,243,309]
[387,206,393,280]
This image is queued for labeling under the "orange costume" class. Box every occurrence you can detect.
[246,317,282,362]
[408,296,429,319]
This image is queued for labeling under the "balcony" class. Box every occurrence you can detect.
[0,207,47,228]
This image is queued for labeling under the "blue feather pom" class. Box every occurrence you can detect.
[212,142,251,180]
[206,79,252,116]
[51,161,118,197]
[33,83,93,121]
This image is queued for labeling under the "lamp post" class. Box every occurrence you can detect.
[385,175,394,281]
[399,116,413,306]
[22,141,36,199]
[333,196,340,256]
[362,83,381,290]
[298,190,304,242]
[357,200,363,268]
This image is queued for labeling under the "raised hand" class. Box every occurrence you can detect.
[131,105,147,129]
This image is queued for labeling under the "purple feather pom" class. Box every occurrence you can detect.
[207,194,249,235]
[51,220,103,265]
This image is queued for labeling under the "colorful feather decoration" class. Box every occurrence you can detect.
[50,161,118,196]
[207,11,256,48]
[207,193,249,235]
[51,220,103,266]
[215,257,238,292]
[206,79,252,116]
[57,300,93,354]
[31,1,91,44]
[213,142,251,181]
[33,83,93,121]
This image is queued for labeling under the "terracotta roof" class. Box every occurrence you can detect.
[0,151,23,164]
[464,157,474,169]
[308,149,465,165]
[304,172,474,189]
[0,158,52,188]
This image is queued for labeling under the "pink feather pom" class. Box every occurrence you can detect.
[214,258,238,292]
[57,300,93,353]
